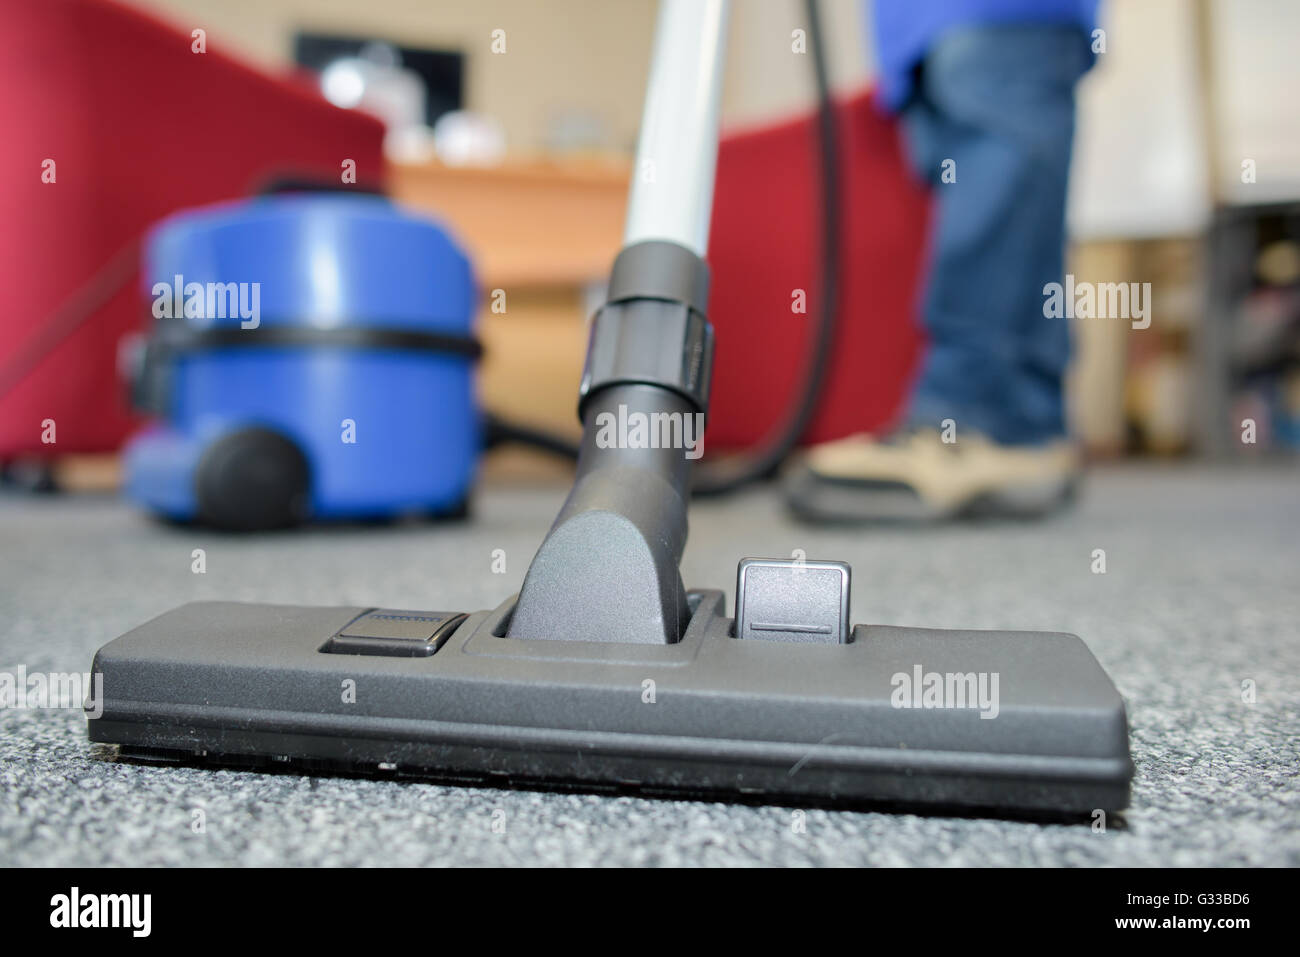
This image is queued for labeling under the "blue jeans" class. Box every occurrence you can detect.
[900,25,1091,445]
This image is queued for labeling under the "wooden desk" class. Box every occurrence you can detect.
[390,158,630,288]
[391,158,631,478]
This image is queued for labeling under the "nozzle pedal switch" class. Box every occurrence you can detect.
[322,609,467,657]
[734,557,851,644]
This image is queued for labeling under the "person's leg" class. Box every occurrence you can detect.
[785,24,1092,521]
[902,24,1089,445]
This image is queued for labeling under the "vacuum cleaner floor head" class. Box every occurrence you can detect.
[88,594,1132,815]
[84,2,1133,823]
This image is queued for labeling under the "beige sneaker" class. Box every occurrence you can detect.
[786,428,1080,521]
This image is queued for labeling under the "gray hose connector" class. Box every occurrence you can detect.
[606,239,711,313]
[578,241,714,421]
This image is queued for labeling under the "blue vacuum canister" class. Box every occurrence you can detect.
[124,194,481,529]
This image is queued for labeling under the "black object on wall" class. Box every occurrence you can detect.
[293,32,464,127]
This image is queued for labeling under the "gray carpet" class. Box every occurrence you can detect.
[2,463,1297,866]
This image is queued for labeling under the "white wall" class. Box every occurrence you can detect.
[1209,0,1300,204]
[1056,0,1300,237]
[1067,0,1212,239]
[124,0,1300,232]
[722,0,870,130]
[128,0,660,153]
[127,0,872,151]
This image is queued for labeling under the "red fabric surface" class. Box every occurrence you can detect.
[706,89,931,449]
[1,3,925,460]
[0,0,386,457]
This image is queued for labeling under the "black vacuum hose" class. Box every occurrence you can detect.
[692,0,841,496]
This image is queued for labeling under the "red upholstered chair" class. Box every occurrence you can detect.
[706,89,931,450]
[0,0,386,459]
